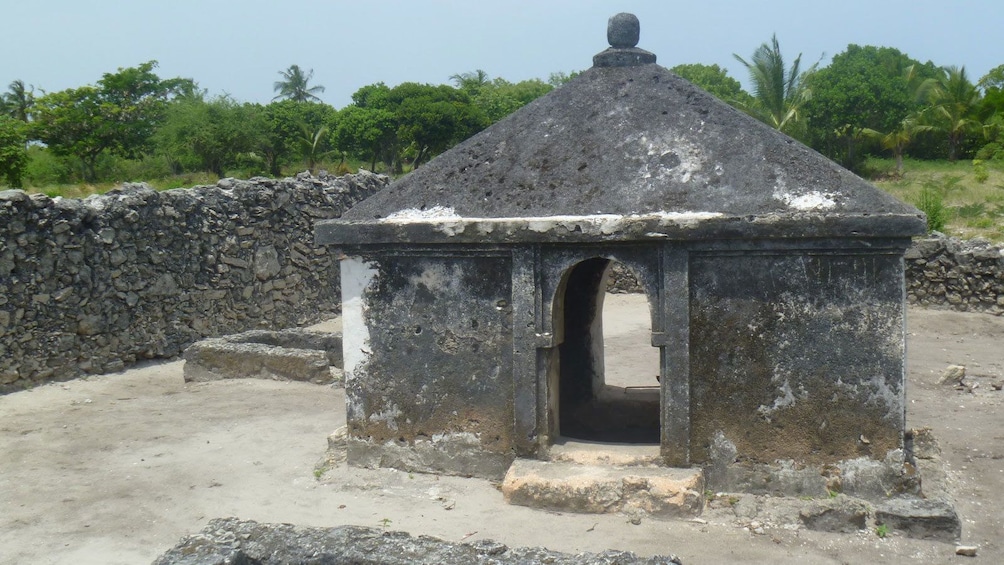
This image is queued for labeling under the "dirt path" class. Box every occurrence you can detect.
[1,297,1002,564]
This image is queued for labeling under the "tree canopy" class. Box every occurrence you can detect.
[3,38,1001,188]
[30,61,194,180]
[670,63,749,105]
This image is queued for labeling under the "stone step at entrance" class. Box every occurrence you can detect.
[501,442,705,518]
[546,438,665,467]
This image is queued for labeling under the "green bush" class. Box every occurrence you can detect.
[24,146,74,186]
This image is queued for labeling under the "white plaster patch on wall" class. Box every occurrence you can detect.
[364,212,725,238]
[861,373,904,421]
[430,431,481,446]
[779,191,837,211]
[410,264,464,293]
[772,169,837,211]
[341,257,377,384]
[756,377,797,419]
[384,205,460,222]
[526,214,625,234]
[651,211,724,228]
[635,134,707,185]
[368,401,403,431]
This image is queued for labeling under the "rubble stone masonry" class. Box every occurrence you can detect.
[0,171,386,393]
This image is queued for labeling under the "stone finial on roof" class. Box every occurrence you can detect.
[593,13,657,67]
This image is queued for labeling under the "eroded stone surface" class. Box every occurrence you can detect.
[875,498,962,543]
[799,496,871,533]
[0,171,386,393]
[183,328,342,384]
[501,459,704,518]
[152,518,683,565]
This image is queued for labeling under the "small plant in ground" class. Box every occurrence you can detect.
[875,523,890,538]
[379,517,392,529]
[826,489,839,499]
[916,186,948,233]
[957,202,987,218]
[973,159,990,184]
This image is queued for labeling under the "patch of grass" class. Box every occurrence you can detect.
[875,523,890,538]
[957,202,987,218]
[148,172,219,191]
[869,157,1004,241]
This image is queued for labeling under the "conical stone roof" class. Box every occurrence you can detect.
[318,14,925,245]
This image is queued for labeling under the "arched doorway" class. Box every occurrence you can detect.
[548,258,661,444]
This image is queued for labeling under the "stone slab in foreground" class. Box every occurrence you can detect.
[152,517,682,565]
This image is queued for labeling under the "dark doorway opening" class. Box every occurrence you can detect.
[554,258,660,444]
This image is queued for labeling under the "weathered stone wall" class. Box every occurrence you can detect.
[905,235,1004,315]
[0,171,387,393]
[608,237,1004,316]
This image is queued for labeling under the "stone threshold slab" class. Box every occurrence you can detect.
[501,458,705,518]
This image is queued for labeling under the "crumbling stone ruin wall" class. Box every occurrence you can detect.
[608,236,1004,316]
[905,235,1004,315]
[0,171,387,393]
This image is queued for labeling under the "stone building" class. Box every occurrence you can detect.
[316,14,927,493]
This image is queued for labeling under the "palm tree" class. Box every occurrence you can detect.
[733,35,817,138]
[862,116,932,175]
[920,66,981,161]
[449,69,490,95]
[272,65,325,102]
[297,123,330,173]
[3,80,34,122]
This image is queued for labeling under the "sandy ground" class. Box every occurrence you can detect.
[1,295,1002,564]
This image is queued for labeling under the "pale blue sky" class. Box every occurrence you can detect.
[4,0,1000,108]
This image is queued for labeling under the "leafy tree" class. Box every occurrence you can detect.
[733,34,818,139]
[978,64,1004,91]
[3,80,34,122]
[803,45,935,169]
[920,66,982,161]
[670,63,750,105]
[30,61,194,180]
[30,86,110,180]
[333,105,398,171]
[350,82,392,108]
[338,82,486,171]
[547,71,581,87]
[154,96,266,177]
[261,99,337,175]
[273,65,325,102]
[0,115,28,187]
[387,82,487,167]
[452,71,552,123]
